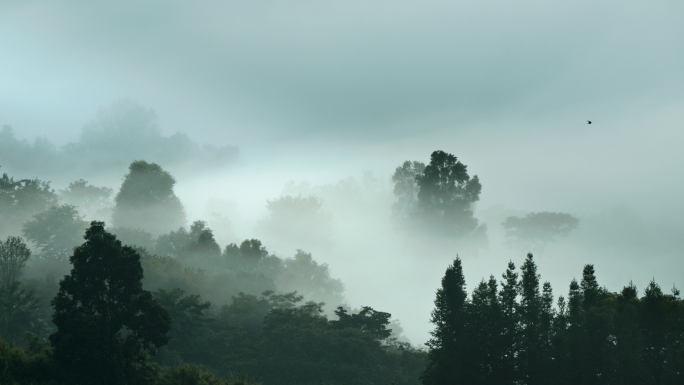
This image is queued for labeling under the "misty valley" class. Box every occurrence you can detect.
[0,102,682,385]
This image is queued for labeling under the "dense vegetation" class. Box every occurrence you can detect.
[0,149,681,385]
[424,255,684,385]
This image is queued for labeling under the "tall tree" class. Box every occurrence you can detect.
[470,276,504,385]
[50,222,171,385]
[518,253,543,385]
[423,257,473,385]
[112,160,186,235]
[499,261,519,384]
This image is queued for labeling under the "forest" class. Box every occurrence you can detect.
[1,127,682,385]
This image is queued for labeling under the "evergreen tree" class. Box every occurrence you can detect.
[50,222,171,385]
[498,261,519,383]
[518,253,542,385]
[470,276,504,385]
[423,257,473,385]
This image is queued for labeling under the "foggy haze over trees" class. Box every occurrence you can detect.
[1,113,683,383]
[0,100,239,181]
[3,0,683,382]
[502,211,580,252]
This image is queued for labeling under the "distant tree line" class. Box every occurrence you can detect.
[424,254,684,385]
[0,100,238,180]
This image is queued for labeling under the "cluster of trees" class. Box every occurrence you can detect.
[0,160,425,384]
[424,254,684,385]
[0,222,425,384]
[0,100,238,180]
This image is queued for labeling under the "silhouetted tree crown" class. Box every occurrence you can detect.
[392,151,485,240]
[112,160,186,235]
[50,221,171,385]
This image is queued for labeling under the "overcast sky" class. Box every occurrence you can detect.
[2,0,683,343]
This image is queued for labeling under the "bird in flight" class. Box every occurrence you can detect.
[587,120,592,124]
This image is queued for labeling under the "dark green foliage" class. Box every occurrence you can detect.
[416,151,482,235]
[0,170,57,236]
[392,151,485,241]
[22,204,88,261]
[423,257,472,385]
[112,160,186,235]
[423,255,684,385]
[153,288,212,364]
[50,221,171,385]
[0,282,45,343]
[331,306,392,339]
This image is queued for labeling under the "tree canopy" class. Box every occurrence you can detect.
[112,160,186,235]
[50,221,171,385]
[392,151,485,240]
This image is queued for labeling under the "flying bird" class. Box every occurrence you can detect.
[587,120,592,124]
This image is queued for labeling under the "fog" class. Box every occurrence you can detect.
[1,0,683,345]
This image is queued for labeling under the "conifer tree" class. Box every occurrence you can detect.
[518,253,542,385]
[498,261,519,383]
[423,257,473,385]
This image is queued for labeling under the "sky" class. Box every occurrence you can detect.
[2,0,684,344]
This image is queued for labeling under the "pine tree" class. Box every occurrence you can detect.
[518,253,542,385]
[423,257,473,385]
[498,261,519,383]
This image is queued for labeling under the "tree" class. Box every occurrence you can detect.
[50,221,171,385]
[58,179,114,220]
[498,261,519,384]
[276,249,345,313]
[112,160,186,235]
[22,204,88,261]
[0,237,43,343]
[392,161,426,219]
[331,305,392,340]
[0,171,57,236]
[423,257,474,385]
[392,151,484,240]
[416,151,483,236]
[469,276,504,385]
[0,236,31,288]
[0,282,43,343]
[517,253,543,385]
[502,212,579,252]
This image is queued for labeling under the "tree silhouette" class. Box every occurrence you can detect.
[50,222,170,385]
[112,160,186,235]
